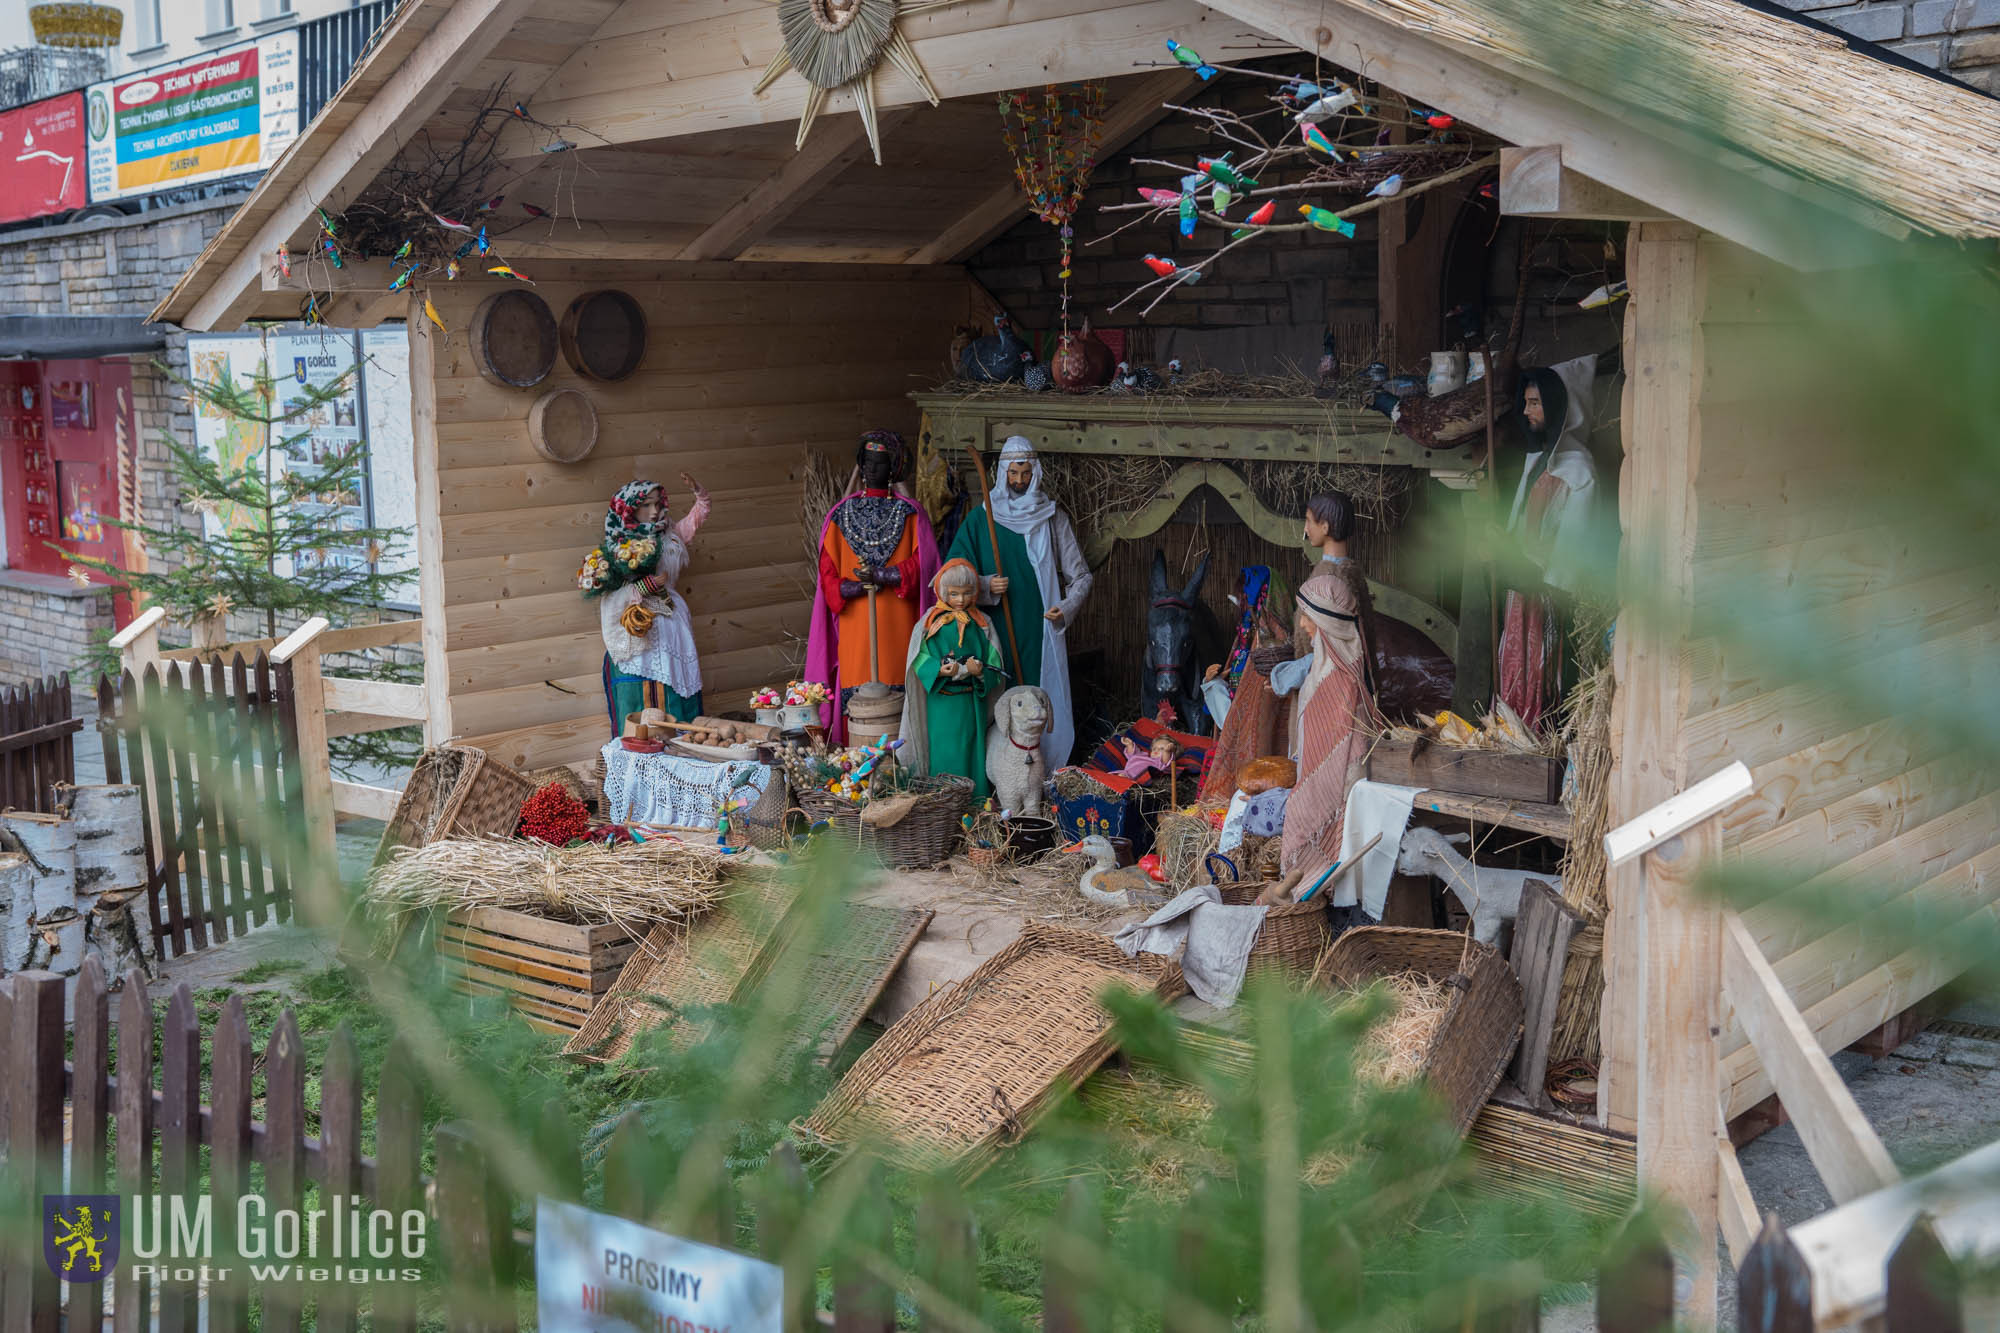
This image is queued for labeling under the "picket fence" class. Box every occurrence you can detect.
[0,673,80,815]
[93,655,302,960]
[0,962,1976,1332]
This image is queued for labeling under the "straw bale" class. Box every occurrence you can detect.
[367,836,730,935]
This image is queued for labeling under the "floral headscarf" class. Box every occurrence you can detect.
[579,480,667,598]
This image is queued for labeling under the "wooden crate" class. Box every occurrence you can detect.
[437,906,640,1035]
[1366,737,1565,804]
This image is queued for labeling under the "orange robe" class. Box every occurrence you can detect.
[818,519,923,689]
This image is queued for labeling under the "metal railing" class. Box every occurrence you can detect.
[300,0,400,124]
[0,43,104,106]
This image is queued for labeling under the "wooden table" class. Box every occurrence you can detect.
[1409,789,1572,842]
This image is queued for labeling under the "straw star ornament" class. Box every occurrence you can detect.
[750,0,968,163]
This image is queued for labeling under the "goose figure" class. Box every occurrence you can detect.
[1063,835,1166,907]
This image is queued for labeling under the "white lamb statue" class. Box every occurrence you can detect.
[985,685,1051,818]
[1393,826,1561,946]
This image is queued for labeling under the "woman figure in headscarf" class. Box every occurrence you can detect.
[1498,357,1603,728]
[1275,491,1383,889]
[898,559,1004,801]
[578,473,711,733]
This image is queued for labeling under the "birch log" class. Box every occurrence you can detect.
[1,810,77,917]
[86,891,156,982]
[56,784,147,905]
[0,852,31,973]
[22,908,85,975]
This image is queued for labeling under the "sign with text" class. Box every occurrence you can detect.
[85,31,298,203]
[0,92,86,223]
[535,1197,781,1333]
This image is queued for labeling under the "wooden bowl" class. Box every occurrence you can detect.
[559,290,647,381]
[470,289,557,388]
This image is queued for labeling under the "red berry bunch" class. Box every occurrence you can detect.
[518,782,590,845]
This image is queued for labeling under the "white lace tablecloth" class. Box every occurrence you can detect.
[600,742,773,828]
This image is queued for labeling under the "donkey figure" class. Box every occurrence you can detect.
[1141,550,1225,732]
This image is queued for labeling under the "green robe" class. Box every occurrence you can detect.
[913,617,1003,802]
[946,509,1043,689]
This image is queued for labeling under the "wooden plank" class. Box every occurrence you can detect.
[322,676,428,719]
[6,974,62,1333]
[374,1038,423,1333]
[253,652,290,925]
[448,975,591,1029]
[187,659,234,944]
[437,396,915,471]
[263,1010,307,1333]
[158,665,210,954]
[67,959,110,1332]
[158,986,201,1333]
[407,293,454,746]
[447,905,603,953]
[443,954,604,1010]
[113,976,154,1333]
[680,111,904,260]
[1721,912,1899,1204]
[274,619,338,864]
[439,921,638,973]
[332,778,403,822]
[1410,790,1571,842]
[438,936,634,993]
[1717,1126,1759,1267]
[318,1024,363,1333]
[1603,761,1754,867]
[1499,145,1669,220]
[210,995,253,1327]
[1508,880,1586,1109]
[1368,740,1564,804]
[224,654,258,936]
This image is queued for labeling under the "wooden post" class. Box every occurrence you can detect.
[264,1010,307,1333]
[374,1037,424,1333]
[1596,1215,1675,1333]
[272,617,336,867]
[113,972,154,1333]
[1884,1214,1962,1333]
[407,291,454,749]
[67,958,110,1333]
[5,972,65,1333]
[1736,1212,1813,1333]
[755,1141,814,1333]
[1606,760,1752,1326]
[318,1023,363,1333]
[210,995,253,1330]
[109,605,165,679]
[158,984,201,1333]
[435,1121,518,1333]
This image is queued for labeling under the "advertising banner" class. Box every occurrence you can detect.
[0,92,86,223]
[85,31,298,203]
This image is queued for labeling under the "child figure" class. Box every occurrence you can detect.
[899,559,1005,801]
[1117,733,1181,782]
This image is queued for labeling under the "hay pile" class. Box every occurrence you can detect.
[1549,659,1616,1068]
[1351,973,1454,1087]
[368,836,731,934]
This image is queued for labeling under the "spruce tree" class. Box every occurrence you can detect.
[67,355,418,776]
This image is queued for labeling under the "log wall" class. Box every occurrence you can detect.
[1604,232,2000,1127]
[413,263,982,769]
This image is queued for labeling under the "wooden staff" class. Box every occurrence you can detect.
[966,447,1024,681]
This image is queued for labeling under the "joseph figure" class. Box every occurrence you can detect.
[805,430,941,742]
[945,436,1092,768]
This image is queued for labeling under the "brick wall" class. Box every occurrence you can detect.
[1776,0,2000,86]
[0,573,115,681]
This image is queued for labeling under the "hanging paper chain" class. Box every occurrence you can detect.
[997,81,1107,330]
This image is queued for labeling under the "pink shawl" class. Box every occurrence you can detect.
[803,496,941,743]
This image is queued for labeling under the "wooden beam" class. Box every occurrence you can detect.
[180,0,542,330]
[1500,145,1670,221]
[1717,1123,1760,1267]
[909,67,1197,265]
[406,292,453,748]
[320,677,428,720]
[1721,912,1901,1205]
[679,111,907,262]
[332,779,402,823]
[262,258,398,293]
[1201,0,1886,269]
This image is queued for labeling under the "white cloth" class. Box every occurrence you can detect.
[600,742,771,827]
[599,527,701,693]
[1218,787,1289,854]
[1112,883,1269,1008]
[1337,779,1422,913]
[1200,674,1233,728]
[983,436,1093,767]
[1507,354,1602,595]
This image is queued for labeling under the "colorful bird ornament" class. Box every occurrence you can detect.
[477,195,504,212]
[1294,87,1358,122]
[1279,79,1324,104]
[1230,200,1277,239]
[1136,187,1181,207]
[487,261,534,284]
[433,213,472,233]
[1211,183,1233,213]
[521,202,548,218]
[474,225,490,255]
[1300,122,1341,157]
[454,236,477,260]
[1368,174,1406,199]
[1179,191,1197,238]
[511,101,530,118]
[1198,154,1257,190]
[1165,39,1217,79]
[424,293,448,335]
[446,259,461,281]
[315,207,338,236]
[391,238,412,263]
[1416,109,1456,129]
[321,235,344,268]
[1298,204,1358,238]
[273,246,291,279]
[388,263,419,292]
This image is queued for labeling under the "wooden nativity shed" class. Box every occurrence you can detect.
[155,0,2000,1320]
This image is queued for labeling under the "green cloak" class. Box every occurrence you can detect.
[945,508,1043,689]
[912,615,1003,802]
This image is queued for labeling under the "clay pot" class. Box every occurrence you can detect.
[1002,815,1060,860]
[1050,317,1115,392]
[780,702,820,730]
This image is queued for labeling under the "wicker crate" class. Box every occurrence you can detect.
[438,906,640,1035]
[796,774,972,869]
[378,744,538,864]
[1311,926,1524,1136]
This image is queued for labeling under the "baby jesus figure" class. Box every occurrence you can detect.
[1117,734,1181,782]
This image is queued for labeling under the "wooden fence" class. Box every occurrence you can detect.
[93,649,301,960]
[0,965,1980,1333]
[0,673,80,815]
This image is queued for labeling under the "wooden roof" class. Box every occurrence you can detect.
[154,0,2000,329]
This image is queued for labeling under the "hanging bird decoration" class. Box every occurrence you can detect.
[446,259,461,281]
[390,238,412,263]
[998,82,1109,328]
[424,293,448,335]
[1178,190,1197,238]
[1229,200,1276,239]
[477,195,505,213]
[1300,122,1341,157]
[1211,182,1233,213]
[1165,39,1217,79]
[454,236,478,260]
[1137,186,1180,207]
[752,0,971,165]
[1299,204,1358,237]
[1197,154,1257,190]
[300,294,322,326]
[1294,86,1357,122]
[512,102,530,118]
[540,138,577,153]
[1368,173,1406,199]
[474,224,491,255]
[388,263,419,292]
[522,202,548,218]
[274,246,291,278]
[1415,109,1456,129]
[1578,280,1629,309]
[487,261,534,284]
[433,212,472,232]
[321,235,344,268]
[315,207,339,235]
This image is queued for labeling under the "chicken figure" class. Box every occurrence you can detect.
[958,312,1030,383]
[1065,835,1167,907]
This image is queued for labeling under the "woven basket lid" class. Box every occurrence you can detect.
[528,387,598,463]
[470,289,557,388]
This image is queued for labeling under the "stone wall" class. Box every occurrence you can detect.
[0,571,116,681]
[1773,0,2000,87]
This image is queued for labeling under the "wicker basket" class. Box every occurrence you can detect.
[1311,926,1525,1136]
[728,772,794,851]
[376,744,536,861]
[797,775,973,869]
[1215,879,1332,974]
[445,750,538,838]
[523,763,598,813]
